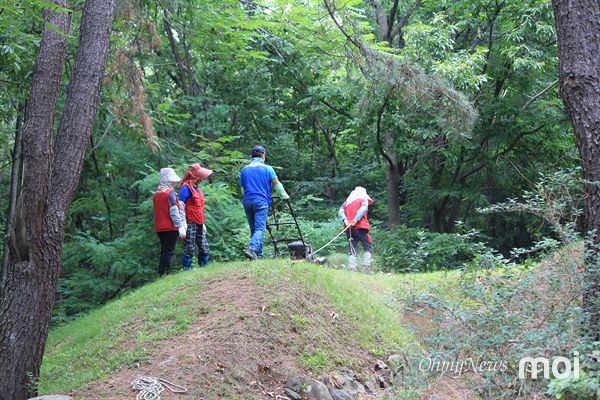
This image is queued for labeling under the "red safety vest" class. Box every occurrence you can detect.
[182,182,205,224]
[343,198,370,230]
[153,189,178,232]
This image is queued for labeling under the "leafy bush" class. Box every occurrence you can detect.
[373,225,479,272]
[393,170,598,399]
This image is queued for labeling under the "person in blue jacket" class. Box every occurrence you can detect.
[240,146,289,260]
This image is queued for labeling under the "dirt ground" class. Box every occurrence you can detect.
[70,271,298,399]
[67,268,481,400]
[69,270,378,400]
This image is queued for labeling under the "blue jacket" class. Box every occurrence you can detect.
[240,158,277,205]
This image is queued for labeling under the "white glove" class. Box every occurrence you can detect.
[178,224,187,238]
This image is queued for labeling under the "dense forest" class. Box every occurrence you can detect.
[1,0,575,318]
[1,0,599,399]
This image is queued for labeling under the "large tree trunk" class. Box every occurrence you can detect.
[385,154,402,226]
[0,4,70,398]
[552,0,600,339]
[0,1,115,398]
[1,103,24,294]
[376,101,403,226]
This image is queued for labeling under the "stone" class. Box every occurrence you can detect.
[303,378,333,400]
[284,388,302,400]
[375,373,388,388]
[330,372,347,388]
[287,373,303,393]
[374,359,389,371]
[387,354,404,371]
[320,374,332,388]
[329,388,354,400]
[379,368,392,383]
[340,367,358,379]
[28,397,73,400]
[387,354,405,386]
[341,378,365,396]
[287,374,334,400]
[363,379,377,393]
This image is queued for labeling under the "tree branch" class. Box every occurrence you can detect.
[376,96,394,169]
[386,0,400,40]
[389,0,422,42]
[323,0,364,52]
[522,79,559,110]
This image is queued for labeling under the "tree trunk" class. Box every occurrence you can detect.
[0,3,70,399]
[0,1,115,398]
[315,117,338,178]
[1,103,24,295]
[385,154,402,226]
[552,0,600,339]
[163,12,187,94]
[376,100,402,226]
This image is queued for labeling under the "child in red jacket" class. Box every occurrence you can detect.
[179,163,213,270]
[153,168,187,276]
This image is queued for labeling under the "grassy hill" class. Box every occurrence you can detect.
[40,259,458,399]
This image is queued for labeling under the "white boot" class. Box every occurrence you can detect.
[363,251,372,269]
[348,255,358,271]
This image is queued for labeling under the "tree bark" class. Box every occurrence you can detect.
[552,0,600,339]
[314,117,338,178]
[0,0,115,398]
[0,3,70,399]
[376,100,402,226]
[1,103,24,294]
[385,152,402,226]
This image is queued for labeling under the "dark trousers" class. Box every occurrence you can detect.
[158,230,179,276]
[347,228,372,254]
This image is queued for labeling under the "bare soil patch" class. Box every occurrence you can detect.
[69,269,379,399]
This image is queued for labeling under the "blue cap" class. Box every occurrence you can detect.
[252,145,266,155]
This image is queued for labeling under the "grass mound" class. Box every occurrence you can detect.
[40,259,456,398]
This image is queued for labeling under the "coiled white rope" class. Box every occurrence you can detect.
[131,376,187,400]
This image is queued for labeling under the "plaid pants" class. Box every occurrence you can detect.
[184,222,209,258]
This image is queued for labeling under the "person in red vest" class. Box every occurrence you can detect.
[179,163,213,270]
[153,168,187,276]
[338,187,374,271]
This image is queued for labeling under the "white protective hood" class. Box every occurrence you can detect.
[343,186,373,206]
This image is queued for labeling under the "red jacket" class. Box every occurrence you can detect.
[344,199,370,230]
[182,182,205,224]
[153,189,178,232]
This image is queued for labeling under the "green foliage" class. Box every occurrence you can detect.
[394,242,597,398]
[298,349,334,374]
[392,173,597,398]
[0,0,581,339]
[373,225,479,273]
[479,168,584,245]
[548,368,600,400]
